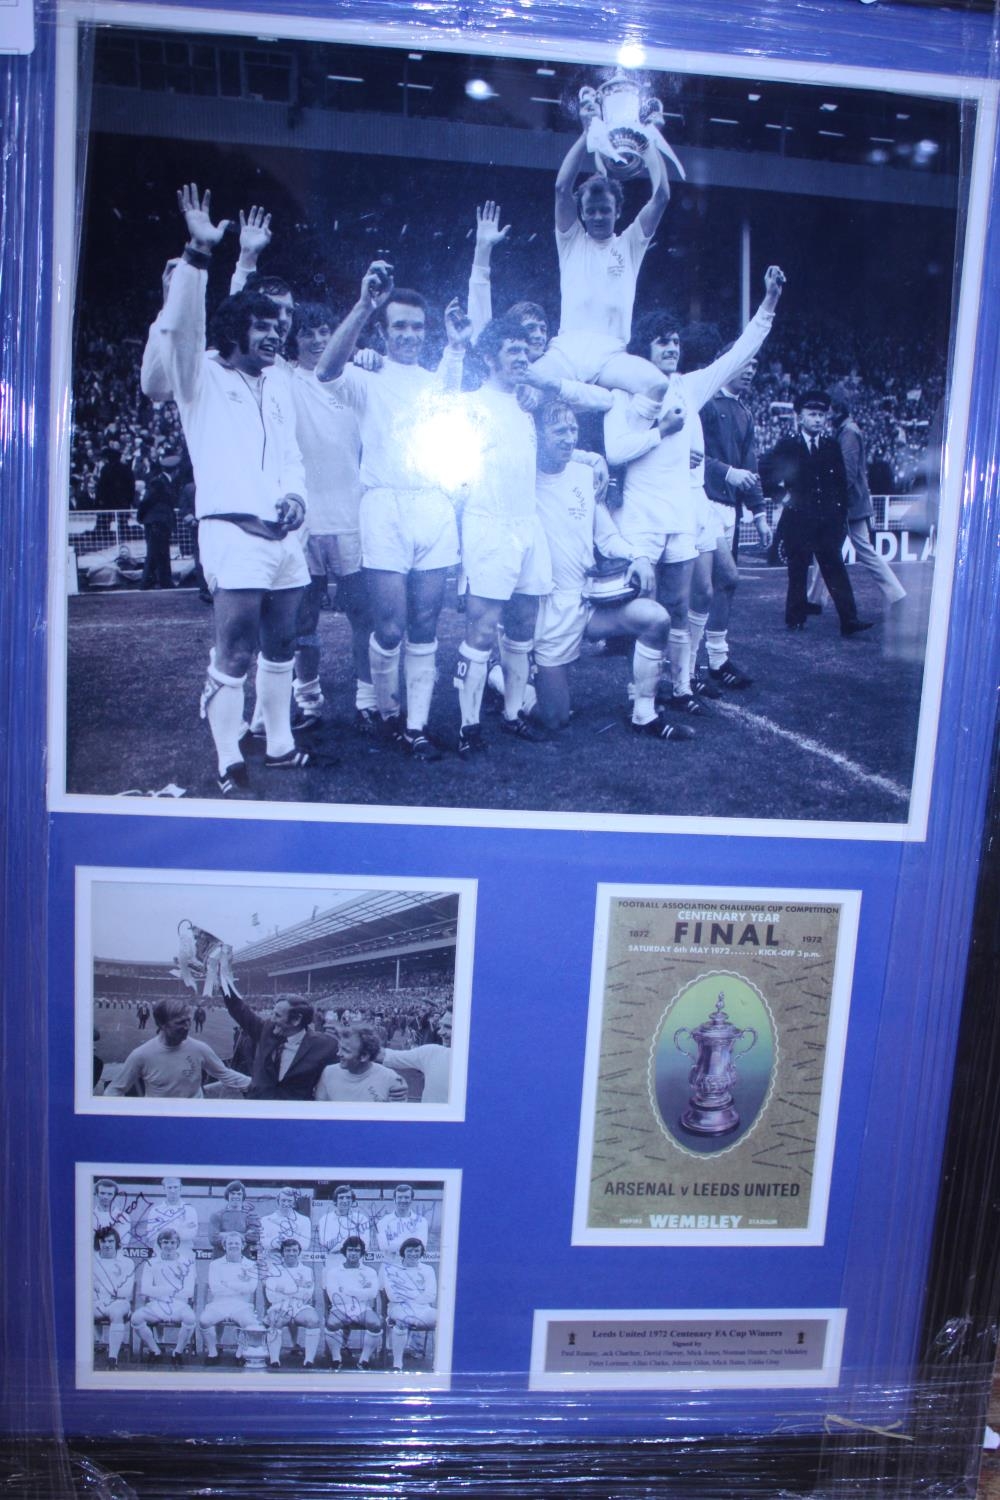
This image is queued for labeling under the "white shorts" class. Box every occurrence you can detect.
[541,331,627,385]
[327,1293,374,1325]
[94,1297,129,1317]
[694,489,725,554]
[621,529,699,566]
[305,531,363,579]
[137,1297,195,1322]
[388,1300,437,1328]
[461,512,553,600]
[199,520,310,593]
[267,1301,315,1326]
[360,487,459,573]
[534,589,593,668]
[202,1296,258,1326]
[710,501,737,546]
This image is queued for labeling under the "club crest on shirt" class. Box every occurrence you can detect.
[568,484,589,519]
[608,247,626,279]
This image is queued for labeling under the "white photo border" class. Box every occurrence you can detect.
[528,1306,847,1391]
[77,1161,462,1392]
[45,1,1000,842]
[75,866,476,1121]
[572,885,860,1247]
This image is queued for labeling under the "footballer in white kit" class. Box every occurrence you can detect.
[314,1025,408,1102]
[131,1229,198,1362]
[375,1184,430,1258]
[287,301,374,732]
[259,1187,313,1263]
[317,1188,373,1259]
[607,266,785,713]
[380,1010,452,1105]
[323,1236,383,1369]
[92,1228,135,1367]
[317,261,470,760]
[199,1232,261,1361]
[160,186,313,800]
[263,1238,322,1367]
[380,1239,438,1372]
[530,401,689,744]
[141,1177,200,1251]
[454,316,553,754]
[523,102,671,398]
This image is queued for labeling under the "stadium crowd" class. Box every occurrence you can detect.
[70,295,939,517]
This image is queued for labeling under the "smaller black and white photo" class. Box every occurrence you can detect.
[76,868,475,1121]
[78,1165,460,1391]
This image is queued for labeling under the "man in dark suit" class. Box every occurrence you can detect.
[700,352,773,688]
[761,390,872,636]
[221,991,339,1100]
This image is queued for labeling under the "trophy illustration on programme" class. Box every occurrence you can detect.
[673,992,758,1136]
[172,919,240,999]
[577,68,687,182]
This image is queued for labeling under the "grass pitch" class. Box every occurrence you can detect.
[65,558,931,824]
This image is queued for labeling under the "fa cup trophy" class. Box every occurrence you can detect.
[173,919,240,999]
[578,68,686,182]
[673,992,757,1136]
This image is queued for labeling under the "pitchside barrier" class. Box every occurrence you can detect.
[65,496,935,592]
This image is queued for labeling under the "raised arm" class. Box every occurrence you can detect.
[635,144,670,239]
[685,266,786,409]
[554,130,593,234]
[139,258,180,401]
[160,184,232,405]
[230,205,272,294]
[468,201,508,340]
[316,260,394,384]
[222,988,264,1043]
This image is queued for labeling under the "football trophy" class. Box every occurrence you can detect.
[173,919,240,999]
[673,992,757,1136]
[582,556,640,605]
[579,69,686,182]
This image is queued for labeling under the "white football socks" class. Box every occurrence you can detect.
[631,640,662,724]
[256,656,295,759]
[705,629,729,671]
[404,638,437,732]
[369,634,402,719]
[499,636,531,721]
[668,627,692,698]
[454,644,490,728]
[201,653,247,777]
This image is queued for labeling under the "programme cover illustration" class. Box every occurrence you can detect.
[574,887,858,1246]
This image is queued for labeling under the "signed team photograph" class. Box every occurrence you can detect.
[78,1165,460,1390]
[48,9,991,836]
[76,868,475,1121]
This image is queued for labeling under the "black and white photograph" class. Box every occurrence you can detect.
[49,8,992,837]
[78,1165,460,1390]
[76,868,474,1120]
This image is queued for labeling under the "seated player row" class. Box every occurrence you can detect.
[93,1223,435,1372]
